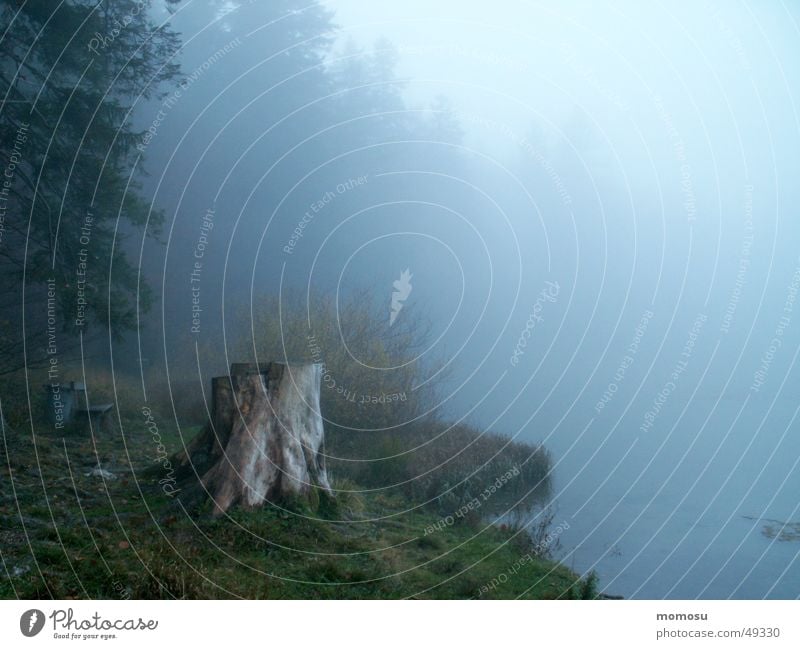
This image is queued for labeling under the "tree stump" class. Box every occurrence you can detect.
[174,362,332,515]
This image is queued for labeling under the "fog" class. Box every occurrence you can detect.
[123,1,800,597]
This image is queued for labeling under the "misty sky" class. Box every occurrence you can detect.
[319,0,800,408]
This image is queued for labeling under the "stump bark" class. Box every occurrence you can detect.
[174,362,332,515]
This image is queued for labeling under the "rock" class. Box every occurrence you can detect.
[84,466,116,480]
[11,565,30,577]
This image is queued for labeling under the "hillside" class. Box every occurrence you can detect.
[0,422,591,600]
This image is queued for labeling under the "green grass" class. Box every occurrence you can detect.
[0,418,589,600]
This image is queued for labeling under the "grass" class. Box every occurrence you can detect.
[0,414,590,600]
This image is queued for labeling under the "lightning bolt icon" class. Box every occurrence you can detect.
[28,611,38,632]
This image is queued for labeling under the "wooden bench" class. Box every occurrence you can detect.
[75,403,114,433]
[44,381,114,433]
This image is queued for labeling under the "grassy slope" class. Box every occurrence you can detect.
[0,421,585,600]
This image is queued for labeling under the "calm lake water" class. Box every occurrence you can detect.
[548,397,800,599]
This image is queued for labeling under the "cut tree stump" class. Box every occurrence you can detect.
[174,362,332,515]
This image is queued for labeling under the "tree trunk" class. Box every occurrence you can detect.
[174,362,332,516]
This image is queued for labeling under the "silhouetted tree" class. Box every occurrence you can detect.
[0,0,180,375]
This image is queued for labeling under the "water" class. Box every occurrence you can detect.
[552,398,800,598]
